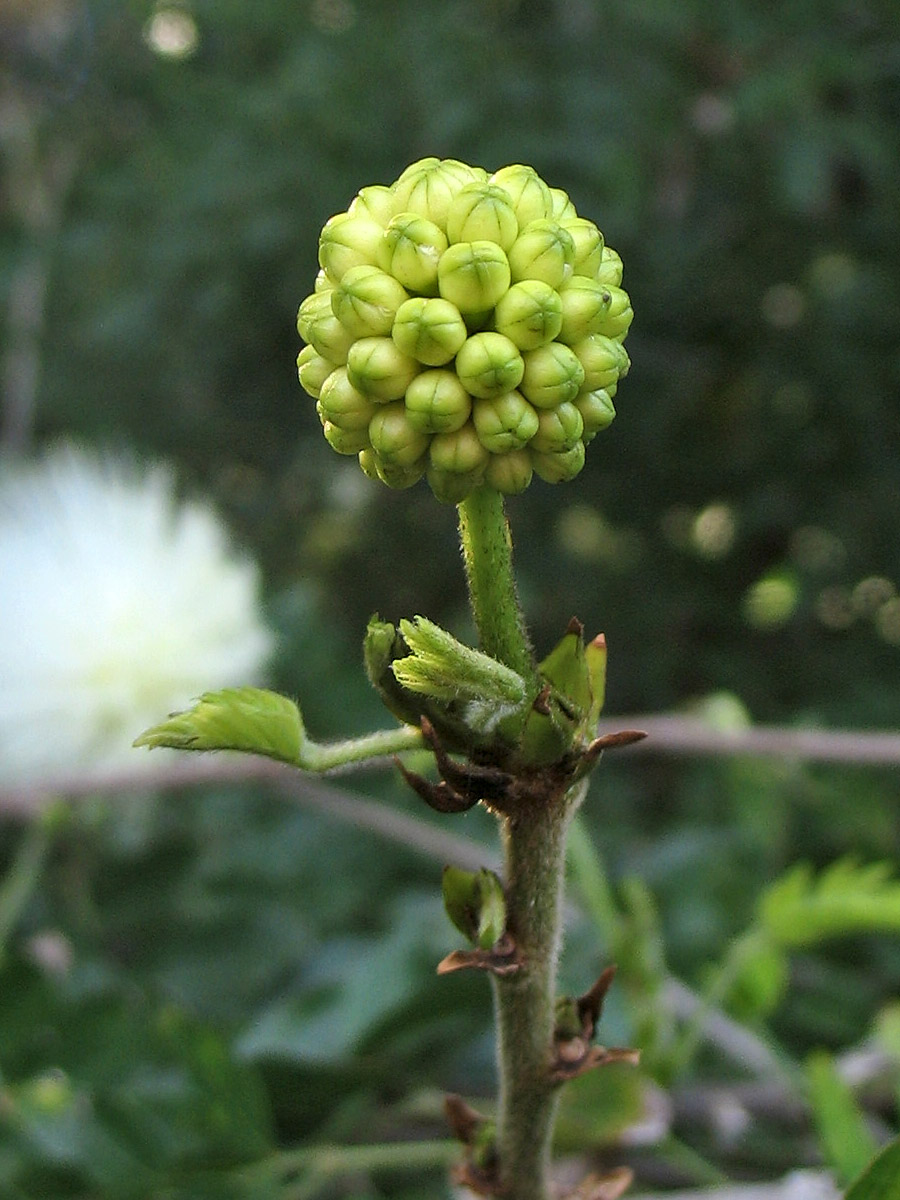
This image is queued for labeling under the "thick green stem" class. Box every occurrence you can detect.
[457,486,536,682]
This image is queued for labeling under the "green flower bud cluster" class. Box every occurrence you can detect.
[297,158,632,502]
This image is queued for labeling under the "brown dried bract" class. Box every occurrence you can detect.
[437,932,522,977]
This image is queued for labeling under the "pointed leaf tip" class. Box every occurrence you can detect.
[134,686,304,764]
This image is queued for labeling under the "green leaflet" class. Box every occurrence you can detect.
[759,859,900,948]
[845,1135,900,1200]
[134,687,304,765]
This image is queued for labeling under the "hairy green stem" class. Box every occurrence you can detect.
[302,723,423,771]
[457,486,536,682]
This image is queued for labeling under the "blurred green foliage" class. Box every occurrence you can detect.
[3,0,900,1195]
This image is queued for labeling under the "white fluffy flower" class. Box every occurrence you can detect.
[0,443,275,784]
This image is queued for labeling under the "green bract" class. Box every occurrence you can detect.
[297,158,633,501]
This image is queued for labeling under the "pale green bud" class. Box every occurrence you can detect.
[359,447,426,489]
[531,440,586,484]
[348,184,396,226]
[507,219,576,289]
[519,342,585,408]
[314,269,332,293]
[456,332,524,399]
[346,336,420,401]
[391,297,468,365]
[572,334,629,391]
[396,157,442,180]
[318,367,377,431]
[593,284,634,339]
[549,187,577,221]
[378,212,448,294]
[445,183,519,251]
[404,369,471,433]
[429,421,491,475]
[391,159,482,229]
[530,401,585,453]
[331,265,409,338]
[318,212,384,283]
[484,448,533,495]
[472,390,539,453]
[489,164,553,225]
[493,279,563,350]
[322,421,370,455]
[595,245,624,286]
[561,217,605,277]
[368,400,430,465]
[437,241,511,313]
[557,277,613,344]
[297,344,335,399]
[575,388,616,441]
[298,292,355,363]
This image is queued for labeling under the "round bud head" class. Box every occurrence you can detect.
[378,213,448,294]
[507,220,576,289]
[346,336,420,401]
[557,277,613,344]
[298,291,355,363]
[572,334,629,391]
[391,297,468,365]
[348,184,396,227]
[493,280,563,350]
[548,187,577,221]
[485,448,533,495]
[562,218,605,277]
[489,164,553,225]
[331,265,409,339]
[297,344,335,399]
[575,388,616,441]
[391,159,483,229]
[531,439,586,484]
[323,421,371,456]
[456,332,524,399]
[405,369,471,434]
[520,342,585,408]
[368,401,431,466]
[318,212,384,283]
[438,241,511,313]
[529,401,585,453]
[318,367,378,432]
[595,246,624,286]
[592,284,634,339]
[472,390,539,453]
[359,447,426,490]
[446,183,519,251]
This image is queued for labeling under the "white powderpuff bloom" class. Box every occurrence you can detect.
[0,443,275,784]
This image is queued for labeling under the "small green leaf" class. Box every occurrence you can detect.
[134,687,304,765]
[759,859,900,948]
[806,1049,878,1185]
[846,1135,900,1200]
[393,616,526,708]
[538,618,591,717]
[442,866,507,949]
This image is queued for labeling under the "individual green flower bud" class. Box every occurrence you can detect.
[445,182,519,251]
[575,388,616,441]
[456,332,524,399]
[346,336,420,401]
[348,184,396,226]
[531,439,586,484]
[549,186,577,221]
[391,297,468,365]
[561,217,604,277]
[297,344,335,399]
[492,280,563,350]
[313,269,332,293]
[297,290,329,341]
[593,284,634,339]
[322,421,370,455]
[318,367,378,431]
[507,220,575,289]
[318,212,384,283]
[405,369,471,433]
[331,265,409,338]
[557,277,613,344]
[530,401,584,453]
[472,390,539,453]
[437,241,511,314]
[595,245,624,286]
[391,159,483,229]
[359,447,426,489]
[429,421,491,475]
[368,400,430,465]
[484,448,533,494]
[378,212,448,294]
[571,334,629,391]
[490,164,553,225]
[519,342,585,408]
